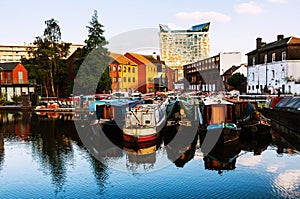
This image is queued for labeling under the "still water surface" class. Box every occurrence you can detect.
[0,111,300,198]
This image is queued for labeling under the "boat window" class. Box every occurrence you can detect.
[206,107,212,124]
[226,106,232,122]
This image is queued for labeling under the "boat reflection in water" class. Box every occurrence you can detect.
[239,130,272,156]
[164,125,199,168]
[202,134,241,173]
[80,120,123,162]
[271,120,300,154]
[123,137,162,172]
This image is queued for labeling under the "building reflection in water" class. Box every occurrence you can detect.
[0,129,3,171]
[0,111,110,194]
[0,111,31,141]
[1,110,300,196]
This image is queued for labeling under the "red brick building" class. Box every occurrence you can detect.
[0,62,34,101]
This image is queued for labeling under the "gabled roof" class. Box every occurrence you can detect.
[109,52,137,66]
[222,65,240,76]
[125,52,156,67]
[0,62,20,71]
[246,36,300,55]
[142,55,165,65]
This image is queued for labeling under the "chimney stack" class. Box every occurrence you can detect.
[277,34,284,41]
[256,37,262,49]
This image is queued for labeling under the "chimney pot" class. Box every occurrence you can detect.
[256,37,262,49]
[277,34,284,41]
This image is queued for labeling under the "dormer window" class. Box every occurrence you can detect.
[264,54,267,63]
[282,51,286,61]
[272,53,276,62]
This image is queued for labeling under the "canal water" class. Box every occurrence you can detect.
[0,111,300,198]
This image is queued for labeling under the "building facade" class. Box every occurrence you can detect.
[159,23,210,81]
[184,52,242,92]
[109,52,138,92]
[124,52,157,93]
[0,43,83,63]
[0,62,34,101]
[142,54,173,91]
[246,35,300,94]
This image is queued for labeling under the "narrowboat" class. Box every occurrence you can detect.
[123,99,169,142]
[199,96,241,144]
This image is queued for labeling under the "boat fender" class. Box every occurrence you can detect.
[225,123,236,129]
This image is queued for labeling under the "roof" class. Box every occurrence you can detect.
[142,55,165,64]
[0,62,20,71]
[222,65,240,76]
[159,22,210,33]
[109,52,137,66]
[125,52,156,67]
[246,36,300,55]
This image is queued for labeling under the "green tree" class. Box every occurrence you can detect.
[73,10,111,95]
[227,72,246,89]
[22,18,71,97]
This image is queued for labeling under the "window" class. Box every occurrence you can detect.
[123,67,126,72]
[128,67,131,73]
[123,77,126,82]
[252,57,255,65]
[113,66,116,71]
[118,66,121,72]
[118,77,121,82]
[132,67,135,73]
[252,73,255,81]
[8,72,11,80]
[128,77,131,82]
[272,70,275,79]
[133,77,135,82]
[264,54,267,63]
[282,51,286,61]
[113,77,117,82]
[272,53,276,62]
[248,86,251,91]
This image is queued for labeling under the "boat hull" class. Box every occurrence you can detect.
[262,107,300,134]
[123,127,159,142]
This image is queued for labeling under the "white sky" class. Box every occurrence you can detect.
[1,0,299,62]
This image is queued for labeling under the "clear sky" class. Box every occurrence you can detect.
[1,0,299,62]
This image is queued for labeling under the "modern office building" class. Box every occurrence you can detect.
[159,22,210,81]
[0,43,83,63]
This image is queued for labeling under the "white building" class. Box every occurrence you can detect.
[246,35,300,94]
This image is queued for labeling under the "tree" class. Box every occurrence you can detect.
[22,18,71,97]
[227,72,246,89]
[73,10,111,95]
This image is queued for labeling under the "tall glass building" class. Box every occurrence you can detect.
[159,22,210,80]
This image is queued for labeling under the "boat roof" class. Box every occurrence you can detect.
[275,96,300,109]
[202,97,234,106]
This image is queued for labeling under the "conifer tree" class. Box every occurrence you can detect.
[73,10,112,95]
